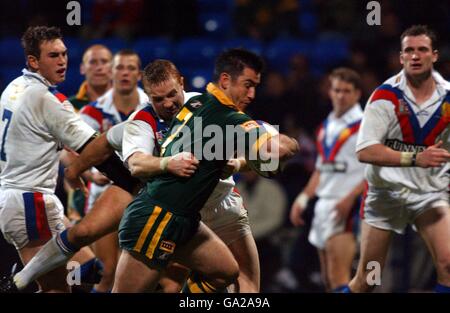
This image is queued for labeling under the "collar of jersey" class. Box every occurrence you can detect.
[76,81,89,100]
[206,83,239,111]
[22,68,55,88]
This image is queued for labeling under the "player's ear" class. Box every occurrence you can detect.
[399,51,404,65]
[179,76,184,89]
[219,72,231,90]
[80,62,86,75]
[27,55,39,71]
[432,49,438,63]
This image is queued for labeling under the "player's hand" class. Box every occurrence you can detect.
[290,202,306,227]
[90,171,111,186]
[64,167,88,197]
[167,152,199,177]
[221,159,241,179]
[334,195,354,222]
[416,141,450,168]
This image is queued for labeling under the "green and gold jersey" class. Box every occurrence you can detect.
[68,81,91,112]
[144,83,269,216]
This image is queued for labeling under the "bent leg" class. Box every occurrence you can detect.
[348,221,391,292]
[415,206,450,287]
[227,233,260,292]
[325,232,356,290]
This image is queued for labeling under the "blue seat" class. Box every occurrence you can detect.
[180,67,212,93]
[199,13,232,39]
[312,38,349,67]
[0,67,22,90]
[0,37,25,68]
[264,39,313,72]
[132,37,173,65]
[175,38,221,69]
[298,11,318,37]
[221,38,264,55]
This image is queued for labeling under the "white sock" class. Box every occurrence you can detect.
[14,236,74,290]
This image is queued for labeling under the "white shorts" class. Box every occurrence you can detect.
[309,197,358,250]
[86,181,110,213]
[0,188,65,250]
[201,189,252,245]
[361,186,449,234]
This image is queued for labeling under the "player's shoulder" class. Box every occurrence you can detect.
[368,75,402,105]
[131,105,157,126]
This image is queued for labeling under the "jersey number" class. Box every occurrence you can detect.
[1,109,13,161]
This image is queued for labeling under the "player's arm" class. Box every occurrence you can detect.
[258,133,300,161]
[290,170,320,227]
[358,142,450,168]
[123,119,199,178]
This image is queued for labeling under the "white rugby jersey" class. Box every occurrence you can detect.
[79,87,148,132]
[315,104,365,198]
[0,69,95,193]
[356,70,450,192]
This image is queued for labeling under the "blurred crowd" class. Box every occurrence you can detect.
[1,0,449,292]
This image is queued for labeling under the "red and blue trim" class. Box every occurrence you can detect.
[23,192,52,241]
[316,119,361,162]
[370,85,449,145]
[48,87,68,103]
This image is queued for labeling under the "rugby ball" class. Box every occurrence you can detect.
[246,120,282,178]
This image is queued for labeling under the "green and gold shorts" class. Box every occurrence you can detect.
[118,190,199,269]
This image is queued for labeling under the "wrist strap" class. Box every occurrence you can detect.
[295,193,310,208]
[159,157,170,172]
[400,152,414,167]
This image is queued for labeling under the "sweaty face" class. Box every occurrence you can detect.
[112,55,141,94]
[144,76,184,122]
[32,39,67,85]
[227,67,260,111]
[329,79,360,115]
[81,47,112,87]
[400,35,437,78]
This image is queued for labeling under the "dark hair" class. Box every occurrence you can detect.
[142,59,182,86]
[21,26,63,59]
[400,25,437,50]
[329,67,361,90]
[114,49,142,68]
[213,48,264,82]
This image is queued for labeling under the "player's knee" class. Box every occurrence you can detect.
[435,254,450,277]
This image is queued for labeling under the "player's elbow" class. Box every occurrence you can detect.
[357,149,371,164]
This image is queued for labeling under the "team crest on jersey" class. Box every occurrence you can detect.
[159,240,175,254]
[441,101,450,122]
[190,100,202,108]
[241,120,260,131]
[398,99,410,115]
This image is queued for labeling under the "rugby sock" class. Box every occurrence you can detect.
[80,258,103,285]
[333,284,352,293]
[13,230,79,290]
[181,273,227,293]
[435,283,450,293]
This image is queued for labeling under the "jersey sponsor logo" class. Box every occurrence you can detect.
[241,120,260,132]
[190,100,203,108]
[319,161,347,173]
[385,139,426,153]
[159,240,175,254]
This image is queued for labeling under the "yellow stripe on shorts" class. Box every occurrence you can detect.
[187,278,203,293]
[133,206,162,253]
[201,280,215,293]
[145,211,173,259]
